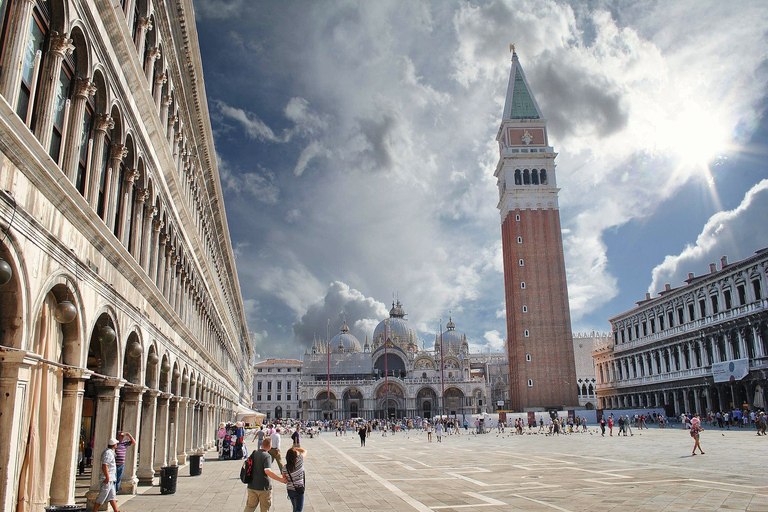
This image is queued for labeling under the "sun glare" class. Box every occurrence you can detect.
[668,107,730,170]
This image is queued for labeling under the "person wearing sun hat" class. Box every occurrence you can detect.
[92,437,121,512]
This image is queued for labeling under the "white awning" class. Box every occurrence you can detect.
[236,404,265,423]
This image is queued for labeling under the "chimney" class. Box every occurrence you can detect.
[687,272,695,280]
[664,284,671,291]
[720,256,728,269]
[709,263,717,273]
[645,292,651,300]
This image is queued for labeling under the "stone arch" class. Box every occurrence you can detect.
[122,328,143,384]
[171,361,181,396]
[374,353,406,378]
[158,353,171,392]
[188,370,197,399]
[0,237,28,351]
[68,22,91,76]
[144,341,159,389]
[180,366,190,397]
[86,308,121,377]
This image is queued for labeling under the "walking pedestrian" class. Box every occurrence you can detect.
[91,437,120,512]
[243,437,287,512]
[269,426,284,472]
[690,415,704,456]
[283,446,307,512]
[359,424,367,447]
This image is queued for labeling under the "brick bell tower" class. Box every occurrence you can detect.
[495,47,578,411]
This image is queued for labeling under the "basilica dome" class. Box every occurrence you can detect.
[373,301,418,352]
[436,317,469,354]
[330,321,362,353]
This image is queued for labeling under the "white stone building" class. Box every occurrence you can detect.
[298,302,493,421]
[572,332,609,409]
[594,250,768,416]
[0,1,251,510]
[253,359,303,421]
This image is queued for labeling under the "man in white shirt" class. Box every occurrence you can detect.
[92,437,120,512]
[268,427,283,472]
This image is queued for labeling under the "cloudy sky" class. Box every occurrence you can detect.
[192,0,768,360]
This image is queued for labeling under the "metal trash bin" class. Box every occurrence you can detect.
[160,466,178,495]
[45,506,86,512]
[189,454,203,476]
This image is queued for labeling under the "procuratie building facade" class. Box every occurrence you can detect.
[0,1,252,510]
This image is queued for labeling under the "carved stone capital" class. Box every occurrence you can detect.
[155,72,167,86]
[158,232,168,244]
[162,94,173,107]
[152,217,164,232]
[147,46,161,61]
[135,187,149,203]
[110,143,128,161]
[94,114,115,133]
[124,168,140,185]
[73,77,97,99]
[137,16,153,32]
[49,31,75,58]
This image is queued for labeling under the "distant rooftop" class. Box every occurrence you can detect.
[255,358,303,366]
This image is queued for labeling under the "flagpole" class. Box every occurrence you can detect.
[439,318,445,419]
[384,316,389,421]
[327,319,331,419]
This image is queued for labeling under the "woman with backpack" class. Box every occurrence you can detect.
[283,446,307,512]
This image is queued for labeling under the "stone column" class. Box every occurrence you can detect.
[62,77,96,182]
[86,379,123,509]
[49,371,87,505]
[162,249,175,299]
[176,398,190,465]
[32,32,75,150]
[144,46,160,85]
[128,187,148,257]
[139,204,157,269]
[0,0,36,108]
[117,169,140,247]
[153,393,171,473]
[0,351,34,512]
[682,389,690,413]
[167,113,178,145]
[137,390,159,486]
[705,388,713,414]
[184,400,195,456]
[160,94,173,138]
[147,217,162,277]
[167,396,180,466]
[673,392,680,417]
[153,72,167,109]
[86,114,114,208]
[724,333,734,361]
[134,17,152,57]
[155,232,167,288]
[105,144,128,232]
[119,389,144,495]
[753,324,764,358]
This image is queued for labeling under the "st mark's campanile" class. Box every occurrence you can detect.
[495,48,579,411]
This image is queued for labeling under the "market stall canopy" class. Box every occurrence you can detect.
[236,404,265,424]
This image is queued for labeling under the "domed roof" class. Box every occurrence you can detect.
[373,301,418,352]
[330,321,362,353]
[438,316,468,354]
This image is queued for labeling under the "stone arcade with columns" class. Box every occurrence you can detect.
[298,302,493,421]
[0,1,252,511]
[594,250,768,416]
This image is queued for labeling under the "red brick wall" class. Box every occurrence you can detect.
[501,208,579,410]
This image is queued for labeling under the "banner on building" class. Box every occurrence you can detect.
[712,358,749,383]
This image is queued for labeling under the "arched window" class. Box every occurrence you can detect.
[49,50,74,161]
[515,214,520,221]
[0,0,14,85]
[523,169,530,185]
[524,329,529,337]
[519,259,524,266]
[531,169,539,185]
[17,2,49,124]
[522,305,527,313]
[520,282,526,289]
[581,384,587,397]
[540,169,548,184]
[514,169,521,185]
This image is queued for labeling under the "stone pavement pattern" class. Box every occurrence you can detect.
[118,426,768,511]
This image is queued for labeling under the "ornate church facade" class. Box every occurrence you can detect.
[0,1,251,510]
[298,301,500,421]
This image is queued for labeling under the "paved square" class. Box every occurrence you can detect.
[119,425,767,511]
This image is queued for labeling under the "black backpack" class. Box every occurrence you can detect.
[240,452,255,484]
